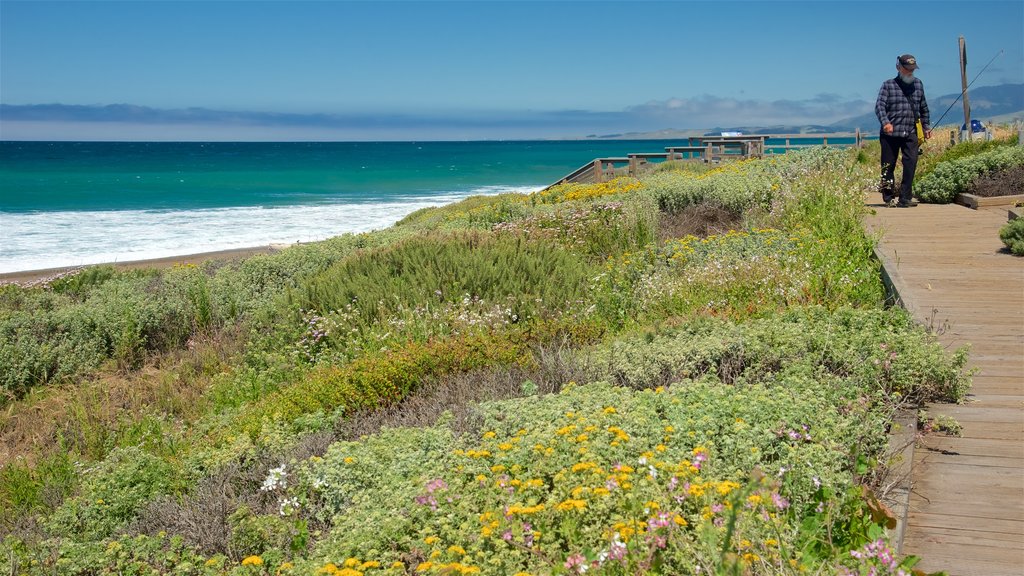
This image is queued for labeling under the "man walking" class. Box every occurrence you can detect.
[875,54,931,207]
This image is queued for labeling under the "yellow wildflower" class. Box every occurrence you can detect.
[343,457,356,464]
[556,499,587,512]
[490,464,506,473]
[430,549,441,559]
[391,562,405,569]
[716,480,741,495]
[447,545,466,556]
[424,535,440,545]
[498,442,513,451]
[482,431,496,439]
[242,555,264,566]
[673,515,688,526]
[343,558,361,568]
[571,461,597,473]
[359,561,380,570]
[416,562,434,572]
[603,406,617,414]
[475,474,487,483]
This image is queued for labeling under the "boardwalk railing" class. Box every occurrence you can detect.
[545,131,874,190]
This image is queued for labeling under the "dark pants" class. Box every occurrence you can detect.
[879,133,918,203]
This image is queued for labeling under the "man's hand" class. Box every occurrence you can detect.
[883,123,894,135]
[925,129,932,139]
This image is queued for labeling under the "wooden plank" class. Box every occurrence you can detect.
[915,436,1024,457]
[907,512,1024,534]
[907,497,1024,522]
[905,525,1024,544]
[904,544,1024,575]
[913,450,1024,469]
[910,556,1024,576]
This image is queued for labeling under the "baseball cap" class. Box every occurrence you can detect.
[898,54,919,70]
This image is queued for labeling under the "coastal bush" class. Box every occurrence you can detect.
[294,231,593,328]
[643,160,776,214]
[533,177,643,205]
[999,218,1024,255]
[295,378,899,574]
[586,306,970,406]
[397,193,532,230]
[913,133,1018,181]
[45,446,179,541]
[217,328,532,447]
[642,147,851,216]
[0,451,78,533]
[915,145,1024,203]
[0,231,404,401]
[493,196,658,262]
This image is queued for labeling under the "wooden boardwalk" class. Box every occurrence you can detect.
[864,198,1024,575]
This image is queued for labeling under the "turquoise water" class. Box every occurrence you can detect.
[0,141,691,212]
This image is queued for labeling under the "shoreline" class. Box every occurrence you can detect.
[0,245,282,286]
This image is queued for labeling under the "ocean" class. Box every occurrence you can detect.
[0,138,852,273]
[0,140,665,273]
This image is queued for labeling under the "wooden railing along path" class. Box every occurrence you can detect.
[545,131,870,190]
[865,198,1024,575]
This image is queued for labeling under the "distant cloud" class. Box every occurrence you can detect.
[1,96,874,140]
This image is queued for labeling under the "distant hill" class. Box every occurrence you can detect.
[583,83,1024,140]
[832,83,1024,131]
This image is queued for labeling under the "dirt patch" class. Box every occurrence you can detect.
[657,202,743,242]
[967,165,1024,198]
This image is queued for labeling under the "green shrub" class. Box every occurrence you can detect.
[642,147,849,215]
[2,531,229,576]
[494,196,658,262]
[999,218,1024,255]
[46,447,178,541]
[228,505,307,558]
[915,145,1024,203]
[914,134,1017,181]
[294,231,593,327]
[587,306,970,405]
[397,193,532,230]
[0,451,77,532]
[299,378,897,574]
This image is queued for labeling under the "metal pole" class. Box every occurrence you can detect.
[960,36,972,141]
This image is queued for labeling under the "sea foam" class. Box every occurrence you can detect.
[0,185,540,273]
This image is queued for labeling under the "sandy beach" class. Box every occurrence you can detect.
[0,245,281,286]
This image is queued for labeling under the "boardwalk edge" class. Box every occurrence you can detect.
[874,244,920,555]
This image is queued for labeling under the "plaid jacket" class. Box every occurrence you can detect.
[875,76,930,138]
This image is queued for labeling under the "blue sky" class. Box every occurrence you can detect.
[1,0,1022,140]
